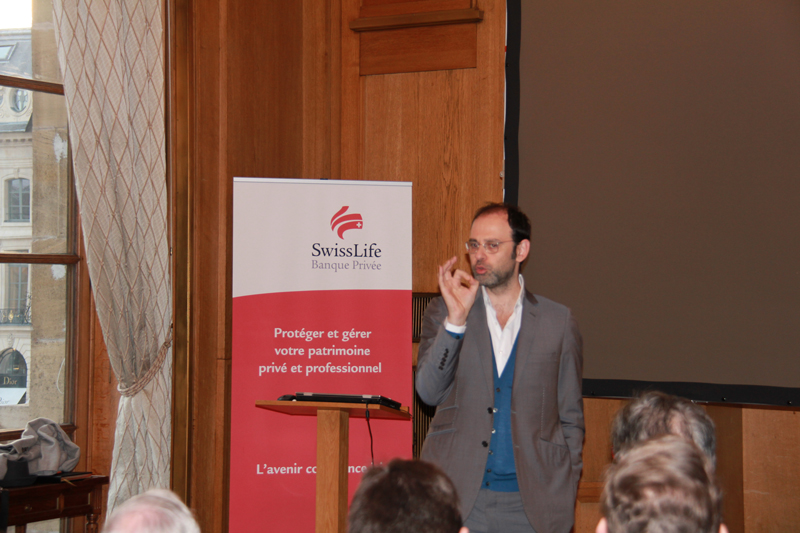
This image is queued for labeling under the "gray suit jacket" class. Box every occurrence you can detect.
[416,290,584,533]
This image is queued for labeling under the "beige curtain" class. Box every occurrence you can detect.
[51,0,172,513]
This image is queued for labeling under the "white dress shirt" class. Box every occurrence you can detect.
[445,275,526,376]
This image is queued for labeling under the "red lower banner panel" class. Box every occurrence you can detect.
[230,289,412,532]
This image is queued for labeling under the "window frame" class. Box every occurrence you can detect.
[0,72,87,443]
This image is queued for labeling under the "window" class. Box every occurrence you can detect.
[1,0,82,445]
[0,348,28,405]
[0,44,15,62]
[9,87,30,113]
[6,263,29,313]
[0,0,91,527]
[6,177,30,222]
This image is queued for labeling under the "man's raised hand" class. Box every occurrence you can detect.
[438,256,479,327]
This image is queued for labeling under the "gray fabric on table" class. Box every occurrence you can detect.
[0,418,80,479]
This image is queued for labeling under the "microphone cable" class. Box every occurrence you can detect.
[365,407,374,466]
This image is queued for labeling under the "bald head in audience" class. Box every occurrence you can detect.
[598,435,727,533]
[102,489,200,533]
[611,391,716,467]
[348,459,467,533]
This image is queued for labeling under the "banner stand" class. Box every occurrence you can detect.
[232,178,412,531]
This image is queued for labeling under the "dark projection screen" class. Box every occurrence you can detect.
[507,1,800,405]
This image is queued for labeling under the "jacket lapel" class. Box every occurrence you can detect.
[467,296,495,395]
[512,291,539,388]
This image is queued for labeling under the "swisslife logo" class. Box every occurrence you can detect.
[330,206,363,239]
[311,206,382,272]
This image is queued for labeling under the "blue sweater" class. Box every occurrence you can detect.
[481,338,519,492]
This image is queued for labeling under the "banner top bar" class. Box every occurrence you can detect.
[233,177,412,188]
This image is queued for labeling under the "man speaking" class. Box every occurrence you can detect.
[416,203,584,533]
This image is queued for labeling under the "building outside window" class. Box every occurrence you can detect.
[6,177,31,222]
[6,262,29,313]
[0,347,27,405]
[0,2,83,529]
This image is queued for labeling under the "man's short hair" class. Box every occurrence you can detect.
[611,390,716,467]
[601,435,722,533]
[472,202,531,246]
[102,489,200,533]
[348,459,462,533]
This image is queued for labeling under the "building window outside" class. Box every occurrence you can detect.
[0,348,28,405]
[1,0,78,453]
[6,263,29,314]
[6,177,30,222]
[9,87,30,113]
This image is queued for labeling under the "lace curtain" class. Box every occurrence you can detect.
[51,0,172,513]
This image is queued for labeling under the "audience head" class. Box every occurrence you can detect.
[611,390,716,468]
[598,435,726,533]
[348,458,467,533]
[102,489,200,533]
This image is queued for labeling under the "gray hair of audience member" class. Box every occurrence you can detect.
[348,459,463,533]
[598,435,725,533]
[102,489,200,533]
[611,390,716,468]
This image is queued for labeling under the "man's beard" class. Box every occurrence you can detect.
[472,260,516,289]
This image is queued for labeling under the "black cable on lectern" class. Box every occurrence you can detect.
[365,408,374,466]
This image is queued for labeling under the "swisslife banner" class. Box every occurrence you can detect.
[230,178,413,532]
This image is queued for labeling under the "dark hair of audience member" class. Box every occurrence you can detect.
[611,390,716,468]
[348,459,463,533]
[600,435,723,533]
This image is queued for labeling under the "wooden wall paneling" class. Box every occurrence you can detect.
[362,73,419,183]
[581,398,623,481]
[227,1,303,179]
[214,358,233,529]
[359,24,477,75]
[437,0,503,287]
[303,0,332,180]
[189,0,316,530]
[88,313,118,530]
[351,8,482,32]
[415,0,502,291]
[73,295,117,531]
[742,407,800,532]
[71,216,116,529]
[358,0,503,291]
[360,0,471,18]
[362,69,473,291]
[472,0,504,207]
[168,0,192,502]
[329,0,343,181]
[418,68,476,289]
[705,404,744,533]
[574,398,625,533]
[188,0,229,528]
[574,482,603,533]
[72,238,97,475]
[341,0,364,181]
[362,73,424,284]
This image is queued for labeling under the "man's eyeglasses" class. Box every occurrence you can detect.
[465,240,514,254]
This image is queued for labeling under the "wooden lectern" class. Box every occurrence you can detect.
[256,400,411,533]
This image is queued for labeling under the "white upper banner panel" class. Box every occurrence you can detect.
[233,178,412,297]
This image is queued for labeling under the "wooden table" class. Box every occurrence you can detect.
[1,475,109,532]
[256,401,411,533]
